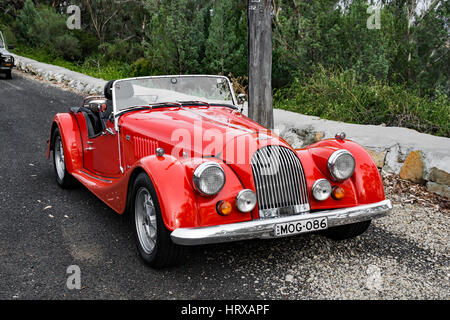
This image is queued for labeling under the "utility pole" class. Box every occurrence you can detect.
[247,0,273,129]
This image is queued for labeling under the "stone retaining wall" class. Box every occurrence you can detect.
[13,54,106,95]
[12,54,450,198]
[276,123,450,199]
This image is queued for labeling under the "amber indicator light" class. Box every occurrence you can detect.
[332,187,346,200]
[216,200,232,216]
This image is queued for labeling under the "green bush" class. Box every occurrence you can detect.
[130,58,152,77]
[0,24,17,47]
[15,0,82,62]
[274,68,450,137]
[53,34,81,61]
[71,30,99,58]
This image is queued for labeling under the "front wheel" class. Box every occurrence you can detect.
[52,128,77,188]
[5,70,12,79]
[131,172,186,268]
[323,220,371,240]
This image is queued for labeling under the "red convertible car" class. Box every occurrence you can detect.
[47,75,392,268]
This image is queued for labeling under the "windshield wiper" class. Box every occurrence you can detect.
[118,105,153,112]
[179,101,238,110]
[178,101,210,107]
[116,102,182,115]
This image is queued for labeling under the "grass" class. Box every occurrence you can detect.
[274,68,450,137]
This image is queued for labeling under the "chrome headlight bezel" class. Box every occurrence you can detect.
[327,149,356,181]
[312,179,332,201]
[235,189,257,212]
[193,162,226,196]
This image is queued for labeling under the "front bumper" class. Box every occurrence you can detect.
[171,199,392,245]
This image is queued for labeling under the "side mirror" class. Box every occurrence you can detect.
[237,93,246,104]
[8,45,14,50]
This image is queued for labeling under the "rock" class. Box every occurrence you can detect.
[54,74,63,82]
[429,168,450,186]
[314,131,325,142]
[365,148,386,168]
[399,150,424,184]
[383,145,402,174]
[76,82,86,92]
[285,274,294,282]
[398,146,416,163]
[426,182,450,199]
[281,130,301,147]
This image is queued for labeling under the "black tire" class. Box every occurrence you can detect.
[131,172,186,268]
[52,128,78,189]
[5,70,12,79]
[323,220,371,240]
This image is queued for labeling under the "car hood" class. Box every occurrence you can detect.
[119,106,291,161]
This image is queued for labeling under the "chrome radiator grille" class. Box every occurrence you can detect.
[251,146,310,219]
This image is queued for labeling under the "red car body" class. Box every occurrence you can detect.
[46,76,391,266]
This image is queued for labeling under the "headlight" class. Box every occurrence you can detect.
[312,179,332,201]
[193,162,225,196]
[235,189,257,212]
[327,150,355,181]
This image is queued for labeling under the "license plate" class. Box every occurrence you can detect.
[4,64,11,67]
[275,217,328,237]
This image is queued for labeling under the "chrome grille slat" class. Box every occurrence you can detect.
[282,147,297,206]
[277,147,289,206]
[252,154,265,209]
[251,146,310,218]
[267,147,282,207]
[293,149,309,205]
[280,147,295,207]
[287,149,303,205]
[263,148,276,209]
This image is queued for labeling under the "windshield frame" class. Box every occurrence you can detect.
[111,75,238,120]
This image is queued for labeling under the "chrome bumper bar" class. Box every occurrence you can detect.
[170,200,392,245]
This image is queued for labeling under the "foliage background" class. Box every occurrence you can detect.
[0,0,448,136]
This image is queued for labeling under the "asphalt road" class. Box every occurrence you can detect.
[0,72,448,300]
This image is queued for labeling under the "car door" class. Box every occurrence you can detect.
[78,112,121,177]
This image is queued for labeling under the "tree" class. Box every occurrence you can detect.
[205,0,247,76]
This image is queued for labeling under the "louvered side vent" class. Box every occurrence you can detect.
[133,136,158,158]
[251,146,310,219]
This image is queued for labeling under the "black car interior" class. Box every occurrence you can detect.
[70,80,115,138]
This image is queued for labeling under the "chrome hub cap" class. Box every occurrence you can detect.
[135,187,157,254]
[55,137,65,180]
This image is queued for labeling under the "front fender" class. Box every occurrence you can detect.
[296,139,386,210]
[47,113,83,174]
[137,155,249,231]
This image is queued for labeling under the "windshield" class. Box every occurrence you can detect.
[113,76,235,112]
